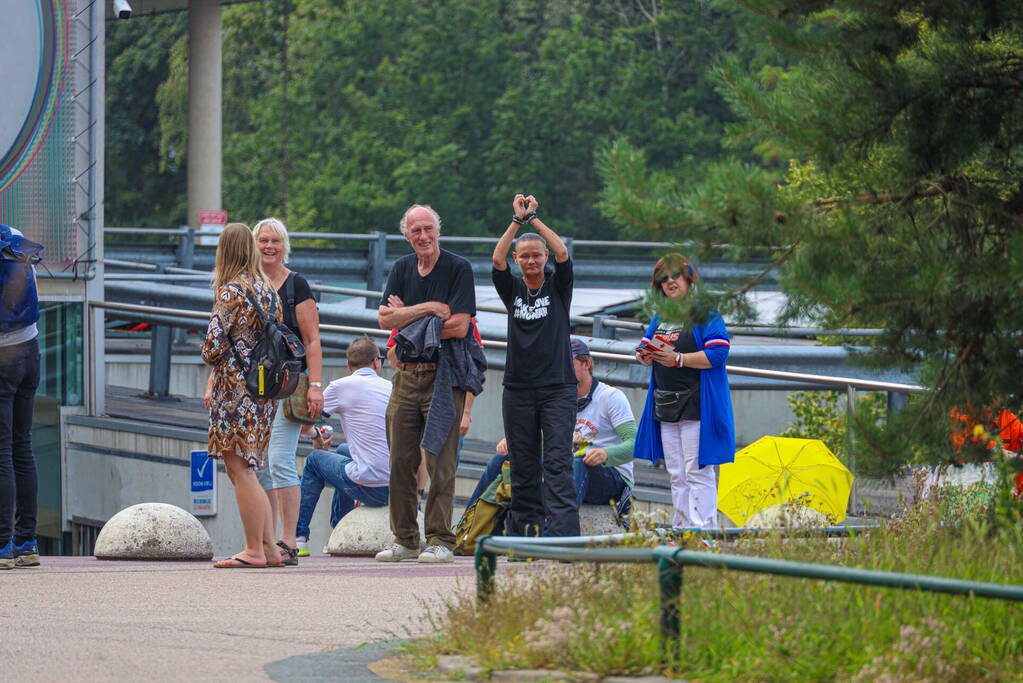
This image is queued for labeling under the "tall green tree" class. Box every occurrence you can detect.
[600,1,1023,471]
[126,1,747,234]
[106,14,187,226]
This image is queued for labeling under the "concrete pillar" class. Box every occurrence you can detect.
[186,0,222,231]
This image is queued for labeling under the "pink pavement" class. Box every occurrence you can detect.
[2,554,477,681]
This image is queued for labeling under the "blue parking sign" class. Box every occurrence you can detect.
[190,450,217,516]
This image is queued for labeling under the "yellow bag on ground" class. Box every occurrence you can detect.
[453,461,512,556]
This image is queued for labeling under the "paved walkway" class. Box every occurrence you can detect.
[1,555,480,682]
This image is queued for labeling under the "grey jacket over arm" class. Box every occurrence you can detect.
[395,316,487,456]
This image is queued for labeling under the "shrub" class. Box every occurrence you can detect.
[408,508,1023,681]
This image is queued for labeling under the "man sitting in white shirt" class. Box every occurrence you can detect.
[295,337,392,555]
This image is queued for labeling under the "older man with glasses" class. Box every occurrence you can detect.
[376,204,480,563]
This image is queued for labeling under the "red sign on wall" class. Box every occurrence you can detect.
[198,210,227,225]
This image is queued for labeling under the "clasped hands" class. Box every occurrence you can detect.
[513,194,538,221]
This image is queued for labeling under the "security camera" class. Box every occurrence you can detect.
[113,0,132,19]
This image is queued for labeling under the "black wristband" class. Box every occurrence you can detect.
[511,215,525,224]
[523,211,538,222]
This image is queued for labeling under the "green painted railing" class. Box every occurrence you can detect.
[474,533,1023,653]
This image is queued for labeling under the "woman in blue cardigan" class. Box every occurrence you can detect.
[634,254,735,529]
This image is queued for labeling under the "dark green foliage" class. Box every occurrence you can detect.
[106,1,748,235]
[105,14,188,226]
[600,2,1023,471]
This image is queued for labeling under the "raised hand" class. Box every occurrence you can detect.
[513,194,528,219]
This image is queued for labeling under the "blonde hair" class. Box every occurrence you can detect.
[212,223,269,291]
[252,217,291,264]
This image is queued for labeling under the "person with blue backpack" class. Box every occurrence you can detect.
[0,224,44,569]
[633,253,735,531]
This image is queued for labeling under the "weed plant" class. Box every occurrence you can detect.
[409,503,1023,681]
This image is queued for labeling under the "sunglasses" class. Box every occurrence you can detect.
[657,271,683,285]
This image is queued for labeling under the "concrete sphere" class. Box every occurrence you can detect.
[745,503,830,529]
[325,505,425,556]
[94,503,213,560]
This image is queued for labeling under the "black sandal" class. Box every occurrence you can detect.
[276,540,299,566]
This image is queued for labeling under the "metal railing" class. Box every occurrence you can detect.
[89,300,923,394]
[99,259,884,338]
[474,534,1023,655]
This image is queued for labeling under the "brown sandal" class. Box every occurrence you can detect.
[261,541,286,567]
[276,540,299,566]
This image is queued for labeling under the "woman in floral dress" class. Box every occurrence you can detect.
[201,222,283,568]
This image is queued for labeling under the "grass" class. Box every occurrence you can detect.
[407,501,1023,681]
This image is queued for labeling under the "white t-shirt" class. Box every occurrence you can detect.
[322,367,392,487]
[0,226,38,347]
[573,381,635,484]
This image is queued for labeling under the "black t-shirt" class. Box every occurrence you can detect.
[278,272,314,339]
[279,272,315,371]
[383,249,476,362]
[652,324,701,420]
[492,258,575,388]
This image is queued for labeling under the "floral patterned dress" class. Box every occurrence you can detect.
[201,277,281,468]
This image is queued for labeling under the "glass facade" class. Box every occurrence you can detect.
[32,301,83,553]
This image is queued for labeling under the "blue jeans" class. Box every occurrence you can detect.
[572,458,626,506]
[0,339,39,546]
[295,444,389,540]
[256,409,303,490]
[466,452,625,510]
[467,453,508,508]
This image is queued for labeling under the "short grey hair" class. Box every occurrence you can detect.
[514,232,547,251]
[399,204,442,236]
[252,217,291,264]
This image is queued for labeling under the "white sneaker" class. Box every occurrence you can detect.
[375,543,419,562]
[418,545,454,563]
[295,537,310,557]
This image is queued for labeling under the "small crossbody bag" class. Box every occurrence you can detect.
[653,387,693,423]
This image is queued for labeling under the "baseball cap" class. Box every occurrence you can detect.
[570,338,590,357]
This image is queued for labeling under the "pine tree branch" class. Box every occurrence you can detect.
[731,239,801,297]
[813,179,959,209]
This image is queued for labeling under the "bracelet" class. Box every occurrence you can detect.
[511,215,525,224]
[675,352,683,368]
[523,211,538,222]
[308,381,323,388]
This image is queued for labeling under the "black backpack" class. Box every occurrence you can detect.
[230,286,305,400]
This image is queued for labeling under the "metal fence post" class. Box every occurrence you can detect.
[846,384,857,513]
[147,263,174,398]
[148,321,173,398]
[887,391,908,418]
[592,314,616,339]
[366,230,388,309]
[657,557,682,659]
[475,537,497,604]
[177,225,195,270]
[174,226,196,345]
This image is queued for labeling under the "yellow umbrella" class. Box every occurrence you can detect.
[718,436,853,527]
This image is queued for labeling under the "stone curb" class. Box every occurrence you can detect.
[422,654,689,683]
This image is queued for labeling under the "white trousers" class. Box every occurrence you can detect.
[660,420,718,529]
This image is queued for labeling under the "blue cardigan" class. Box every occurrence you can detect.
[634,313,736,467]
